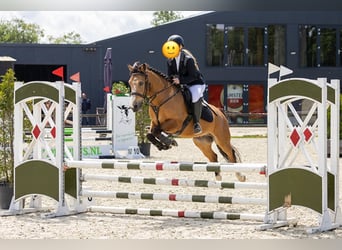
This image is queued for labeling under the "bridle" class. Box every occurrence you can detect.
[129,70,181,120]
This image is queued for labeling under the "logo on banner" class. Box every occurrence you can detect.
[227,85,243,112]
[117,105,132,125]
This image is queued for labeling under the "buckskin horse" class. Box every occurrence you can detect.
[128,62,245,182]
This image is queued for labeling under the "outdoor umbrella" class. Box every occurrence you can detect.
[103,47,112,112]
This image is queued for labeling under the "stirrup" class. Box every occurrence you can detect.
[194,123,202,134]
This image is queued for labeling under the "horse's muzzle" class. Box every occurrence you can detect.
[130,99,143,112]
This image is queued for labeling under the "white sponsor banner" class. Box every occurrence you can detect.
[112,96,138,154]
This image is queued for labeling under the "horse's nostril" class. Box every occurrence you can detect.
[133,104,138,112]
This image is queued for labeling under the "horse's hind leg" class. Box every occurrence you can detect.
[192,136,222,181]
[215,138,246,182]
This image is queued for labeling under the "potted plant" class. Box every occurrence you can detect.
[112,81,129,96]
[135,100,151,156]
[0,69,15,209]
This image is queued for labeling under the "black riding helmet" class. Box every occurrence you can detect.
[167,34,185,47]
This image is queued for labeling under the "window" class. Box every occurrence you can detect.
[319,28,336,66]
[340,29,342,66]
[248,27,265,66]
[226,26,244,66]
[299,25,317,67]
[268,25,286,65]
[206,24,224,66]
[300,25,339,67]
[206,24,286,68]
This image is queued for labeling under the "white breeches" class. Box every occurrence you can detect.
[188,84,205,103]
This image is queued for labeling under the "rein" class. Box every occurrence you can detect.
[130,70,181,126]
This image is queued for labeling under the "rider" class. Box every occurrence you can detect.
[165,34,206,134]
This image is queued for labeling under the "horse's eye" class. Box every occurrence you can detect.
[138,81,144,87]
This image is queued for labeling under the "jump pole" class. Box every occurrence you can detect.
[82,173,268,190]
[65,160,267,175]
[88,206,266,221]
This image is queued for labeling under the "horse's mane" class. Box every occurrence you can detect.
[131,61,172,83]
[147,66,173,83]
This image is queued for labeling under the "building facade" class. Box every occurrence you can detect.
[0,11,341,125]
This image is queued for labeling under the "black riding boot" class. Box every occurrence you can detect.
[193,100,202,134]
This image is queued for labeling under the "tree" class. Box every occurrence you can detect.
[0,18,44,43]
[0,69,15,183]
[151,11,183,26]
[47,31,84,44]
[0,18,84,44]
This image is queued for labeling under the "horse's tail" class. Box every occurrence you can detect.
[217,144,241,163]
[217,144,246,182]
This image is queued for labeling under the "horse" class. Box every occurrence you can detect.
[128,62,245,182]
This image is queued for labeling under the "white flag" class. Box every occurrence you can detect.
[268,63,280,75]
[279,65,293,79]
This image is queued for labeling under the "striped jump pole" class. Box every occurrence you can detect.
[82,173,267,190]
[66,160,267,175]
[88,206,266,221]
[80,190,267,205]
[65,137,112,142]
[64,127,112,135]
[36,136,112,142]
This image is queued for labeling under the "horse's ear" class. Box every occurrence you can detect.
[128,64,133,72]
[140,63,147,72]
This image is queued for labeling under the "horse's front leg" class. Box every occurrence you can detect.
[147,124,177,150]
[146,125,165,151]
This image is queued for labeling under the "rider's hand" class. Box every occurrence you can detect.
[173,77,180,85]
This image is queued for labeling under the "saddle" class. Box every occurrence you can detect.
[146,85,215,151]
[181,86,214,122]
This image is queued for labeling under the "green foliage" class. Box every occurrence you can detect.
[151,11,183,26]
[0,18,44,43]
[0,18,84,44]
[0,69,15,183]
[47,31,84,44]
[135,101,151,143]
[112,81,129,96]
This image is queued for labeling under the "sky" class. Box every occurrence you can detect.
[0,11,206,43]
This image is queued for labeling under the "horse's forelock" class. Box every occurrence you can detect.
[130,61,147,75]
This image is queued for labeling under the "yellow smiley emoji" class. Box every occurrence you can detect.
[162,41,180,59]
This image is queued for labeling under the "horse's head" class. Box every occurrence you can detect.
[127,62,149,112]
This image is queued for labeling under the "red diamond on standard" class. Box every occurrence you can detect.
[290,128,301,147]
[50,126,56,139]
[303,127,313,142]
[32,125,41,139]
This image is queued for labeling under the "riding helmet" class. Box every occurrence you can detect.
[167,34,185,47]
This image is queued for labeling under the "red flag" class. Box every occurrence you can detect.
[52,66,64,80]
[70,72,80,82]
[103,86,110,93]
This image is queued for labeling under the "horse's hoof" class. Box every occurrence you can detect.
[171,140,178,146]
[236,173,246,182]
[215,174,222,182]
[162,145,171,150]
